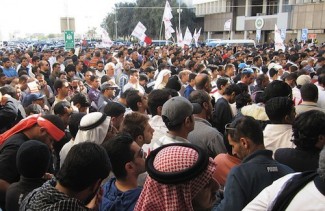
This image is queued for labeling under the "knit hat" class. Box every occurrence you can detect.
[16,140,51,178]
[296,75,311,87]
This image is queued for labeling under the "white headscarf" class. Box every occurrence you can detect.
[154,69,171,90]
[74,112,111,145]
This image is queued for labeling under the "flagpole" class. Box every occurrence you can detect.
[159,20,163,41]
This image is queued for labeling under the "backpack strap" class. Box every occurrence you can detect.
[271,171,318,211]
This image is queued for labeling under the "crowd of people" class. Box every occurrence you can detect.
[0,41,325,210]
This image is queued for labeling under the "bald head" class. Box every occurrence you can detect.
[195,73,211,93]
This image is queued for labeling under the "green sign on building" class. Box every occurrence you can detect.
[64,30,74,50]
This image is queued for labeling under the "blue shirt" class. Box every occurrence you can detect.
[100,178,142,211]
[2,67,18,77]
[184,84,194,99]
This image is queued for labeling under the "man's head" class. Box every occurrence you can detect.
[90,75,100,89]
[100,81,118,99]
[240,68,255,85]
[162,96,201,133]
[53,101,74,127]
[216,77,230,94]
[39,60,49,72]
[137,143,218,210]
[120,112,154,147]
[54,79,70,98]
[265,97,295,124]
[148,89,171,116]
[56,142,111,204]
[68,113,86,139]
[16,140,51,179]
[225,64,235,77]
[70,93,90,113]
[293,110,325,151]
[263,80,292,102]
[225,116,264,160]
[96,61,104,72]
[74,112,114,145]
[126,89,148,112]
[102,133,146,180]
[300,83,318,102]
[65,64,76,79]
[189,90,213,121]
[223,84,241,104]
[195,73,212,93]
[103,102,126,130]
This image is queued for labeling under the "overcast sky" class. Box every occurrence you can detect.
[0,0,135,38]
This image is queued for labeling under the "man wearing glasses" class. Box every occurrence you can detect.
[214,116,293,211]
[100,133,145,211]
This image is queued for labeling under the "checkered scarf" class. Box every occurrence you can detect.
[134,145,216,211]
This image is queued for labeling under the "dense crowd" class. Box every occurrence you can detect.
[0,42,325,210]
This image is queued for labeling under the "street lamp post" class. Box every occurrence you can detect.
[114,7,118,40]
[177,0,182,31]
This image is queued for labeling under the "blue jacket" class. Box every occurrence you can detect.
[100,178,142,211]
[214,150,294,211]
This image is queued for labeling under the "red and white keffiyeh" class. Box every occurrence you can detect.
[134,145,216,211]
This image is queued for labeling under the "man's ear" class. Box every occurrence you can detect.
[39,127,47,136]
[315,135,325,149]
[240,137,249,150]
[203,102,209,110]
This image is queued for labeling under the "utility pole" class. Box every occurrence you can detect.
[114,7,118,40]
[177,0,182,32]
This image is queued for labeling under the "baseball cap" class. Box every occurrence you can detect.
[23,93,45,107]
[238,63,248,70]
[100,81,119,91]
[162,96,202,126]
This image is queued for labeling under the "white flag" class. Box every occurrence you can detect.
[131,22,147,41]
[274,24,285,51]
[224,19,231,31]
[183,27,192,46]
[176,27,183,47]
[163,1,175,40]
[193,28,201,47]
[100,28,113,48]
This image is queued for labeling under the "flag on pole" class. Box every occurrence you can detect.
[183,27,192,46]
[100,28,113,48]
[193,28,201,47]
[274,24,285,51]
[163,1,175,40]
[131,21,147,41]
[176,27,184,47]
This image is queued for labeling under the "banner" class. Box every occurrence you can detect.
[193,28,201,47]
[224,19,231,31]
[131,22,147,41]
[183,27,192,46]
[163,1,175,40]
[274,24,285,51]
[100,28,113,48]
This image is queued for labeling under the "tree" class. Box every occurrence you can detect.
[101,0,202,40]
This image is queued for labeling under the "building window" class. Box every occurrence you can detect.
[267,0,278,15]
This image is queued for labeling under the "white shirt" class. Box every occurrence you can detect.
[317,85,325,109]
[263,124,295,155]
[153,132,190,150]
[243,173,325,211]
[142,115,168,154]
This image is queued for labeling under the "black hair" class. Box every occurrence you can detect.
[227,116,263,145]
[103,102,126,117]
[263,80,292,102]
[68,113,86,138]
[318,74,325,86]
[237,83,249,94]
[101,133,135,179]
[166,75,181,91]
[65,64,76,73]
[148,89,170,116]
[235,93,251,109]
[216,77,229,90]
[224,84,241,96]
[57,142,111,192]
[265,97,294,124]
[125,89,141,111]
[293,110,325,150]
[0,85,16,98]
[300,83,318,102]
[53,79,68,92]
[269,68,278,78]
[188,90,210,107]
[120,112,149,140]
[53,101,71,116]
